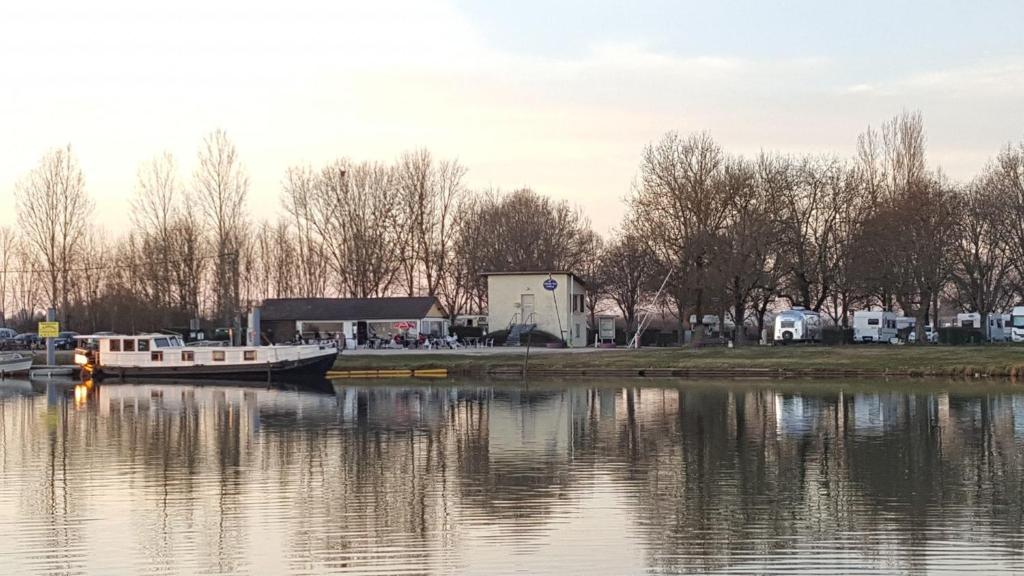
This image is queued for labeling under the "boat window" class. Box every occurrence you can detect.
[108,339,121,352]
[781,320,795,328]
[213,350,225,362]
[138,339,150,352]
[154,337,170,348]
[151,351,163,362]
[182,351,195,362]
[244,350,257,361]
[123,339,135,352]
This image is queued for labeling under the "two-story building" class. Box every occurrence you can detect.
[483,271,588,347]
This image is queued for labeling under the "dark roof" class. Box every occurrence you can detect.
[261,297,443,322]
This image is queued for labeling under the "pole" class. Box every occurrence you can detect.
[549,275,565,345]
[630,267,674,349]
[46,307,56,366]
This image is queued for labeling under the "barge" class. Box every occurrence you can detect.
[74,334,338,381]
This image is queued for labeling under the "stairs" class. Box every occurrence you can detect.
[504,312,537,346]
[505,323,537,346]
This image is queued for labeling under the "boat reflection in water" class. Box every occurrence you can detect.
[2,379,1024,575]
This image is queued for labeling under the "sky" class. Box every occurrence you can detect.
[1,0,1022,233]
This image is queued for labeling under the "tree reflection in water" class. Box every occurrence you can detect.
[1,380,1024,574]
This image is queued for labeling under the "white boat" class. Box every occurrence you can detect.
[74,334,338,381]
[0,352,33,377]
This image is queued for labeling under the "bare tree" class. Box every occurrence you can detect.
[0,227,16,326]
[15,144,93,322]
[193,129,249,332]
[396,150,466,296]
[949,182,1013,336]
[629,132,731,341]
[987,140,1024,299]
[600,232,656,343]
[281,166,329,297]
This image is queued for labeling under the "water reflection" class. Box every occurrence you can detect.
[1,380,1024,574]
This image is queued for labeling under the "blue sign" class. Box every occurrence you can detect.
[543,278,558,291]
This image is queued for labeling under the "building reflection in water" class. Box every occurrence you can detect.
[2,380,1024,574]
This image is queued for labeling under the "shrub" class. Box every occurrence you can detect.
[452,325,483,339]
[822,327,854,345]
[485,328,561,346]
[938,327,985,345]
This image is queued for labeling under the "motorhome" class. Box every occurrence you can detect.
[853,310,898,343]
[773,308,822,344]
[956,312,1010,342]
[1012,307,1024,343]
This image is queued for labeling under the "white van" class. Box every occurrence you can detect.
[853,310,898,343]
[1012,307,1024,343]
[773,308,822,344]
[958,312,1010,341]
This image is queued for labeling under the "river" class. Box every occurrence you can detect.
[1,378,1023,575]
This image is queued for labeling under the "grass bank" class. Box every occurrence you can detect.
[335,345,1024,379]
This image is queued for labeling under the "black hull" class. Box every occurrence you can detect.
[92,351,338,382]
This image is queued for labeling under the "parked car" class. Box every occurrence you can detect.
[13,333,41,349]
[908,325,939,344]
[53,331,80,350]
[0,328,16,350]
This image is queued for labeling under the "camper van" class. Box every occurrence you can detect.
[773,308,822,344]
[1012,306,1024,343]
[957,312,1010,342]
[853,310,898,343]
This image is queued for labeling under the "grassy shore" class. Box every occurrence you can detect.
[335,345,1024,379]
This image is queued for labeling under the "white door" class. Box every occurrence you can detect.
[520,294,535,322]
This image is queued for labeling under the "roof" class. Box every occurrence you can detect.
[481,270,587,288]
[261,297,444,322]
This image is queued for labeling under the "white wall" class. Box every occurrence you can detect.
[486,273,587,347]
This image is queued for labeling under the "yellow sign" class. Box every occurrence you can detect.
[38,321,60,338]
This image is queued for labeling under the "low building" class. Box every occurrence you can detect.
[261,297,449,345]
[483,271,587,347]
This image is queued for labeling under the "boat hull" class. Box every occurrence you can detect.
[0,355,33,377]
[91,350,338,382]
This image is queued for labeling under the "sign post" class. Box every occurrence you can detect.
[544,276,565,345]
[42,309,57,366]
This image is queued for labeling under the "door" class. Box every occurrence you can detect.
[356,321,368,345]
[520,294,535,323]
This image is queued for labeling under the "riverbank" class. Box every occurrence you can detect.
[334,345,1024,379]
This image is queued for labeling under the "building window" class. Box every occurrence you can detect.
[213,350,225,362]
[575,323,581,339]
[123,339,135,352]
[182,351,195,362]
[244,350,257,361]
[138,339,150,352]
[109,340,121,352]
[151,351,163,362]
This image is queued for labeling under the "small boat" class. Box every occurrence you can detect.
[74,334,339,381]
[0,352,33,377]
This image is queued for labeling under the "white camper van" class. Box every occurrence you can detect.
[1012,307,1024,343]
[853,310,898,343]
[957,312,1010,341]
[773,308,822,344]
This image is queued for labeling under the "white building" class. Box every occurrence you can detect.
[483,271,588,347]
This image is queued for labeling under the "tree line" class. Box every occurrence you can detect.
[0,130,593,334]
[1,112,1023,344]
